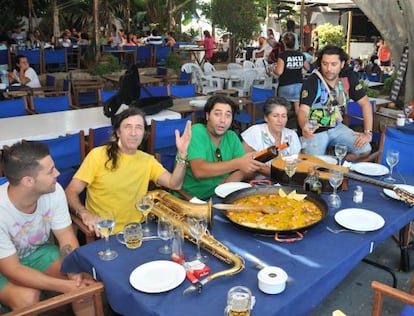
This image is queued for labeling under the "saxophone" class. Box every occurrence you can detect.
[147,190,245,294]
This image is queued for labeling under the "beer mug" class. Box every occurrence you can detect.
[224,286,255,316]
[116,222,143,249]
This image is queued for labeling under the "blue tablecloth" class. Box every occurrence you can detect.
[62,178,414,316]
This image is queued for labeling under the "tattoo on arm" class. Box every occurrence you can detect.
[60,244,74,258]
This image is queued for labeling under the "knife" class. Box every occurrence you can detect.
[182,262,203,294]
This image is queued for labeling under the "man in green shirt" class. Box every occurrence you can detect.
[181,95,265,200]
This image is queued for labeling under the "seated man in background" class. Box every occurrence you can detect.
[179,95,265,200]
[298,45,373,161]
[65,106,191,234]
[8,55,41,88]
[0,141,95,314]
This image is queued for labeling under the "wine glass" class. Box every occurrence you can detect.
[384,150,400,183]
[404,104,412,123]
[157,217,173,254]
[284,159,297,186]
[334,143,347,166]
[187,216,207,262]
[136,195,154,236]
[328,169,344,208]
[95,210,118,261]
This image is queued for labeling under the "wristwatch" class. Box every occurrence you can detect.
[364,130,373,136]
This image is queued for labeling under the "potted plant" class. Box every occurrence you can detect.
[88,54,122,76]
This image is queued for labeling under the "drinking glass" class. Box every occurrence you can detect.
[157,217,173,254]
[136,195,154,236]
[334,143,347,166]
[95,210,118,261]
[404,104,412,123]
[328,169,344,208]
[384,150,399,183]
[187,216,207,262]
[305,119,318,133]
[224,286,254,316]
[284,159,297,186]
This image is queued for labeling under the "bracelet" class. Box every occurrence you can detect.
[175,153,188,165]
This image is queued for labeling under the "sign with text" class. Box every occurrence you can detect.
[390,45,408,103]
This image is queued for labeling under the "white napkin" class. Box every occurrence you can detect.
[189,197,207,204]
[342,161,354,169]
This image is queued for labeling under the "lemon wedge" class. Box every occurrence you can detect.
[292,193,307,201]
[287,190,297,198]
[278,188,287,197]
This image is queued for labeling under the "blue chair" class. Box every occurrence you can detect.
[0,98,27,118]
[0,177,7,185]
[31,93,71,113]
[88,126,112,149]
[101,90,117,102]
[16,49,42,73]
[0,49,10,70]
[36,131,86,189]
[140,85,168,98]
[377,127,414,176]
[234,86,275,128]
[122,46,137,65]
[345,100,380,144]
[169,84,196,98]
[155,46,172,66]
[136,46,152,67]
[43,48,67,73]
[148,116,191,172]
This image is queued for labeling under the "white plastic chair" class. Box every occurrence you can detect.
[181,63,222,94]
[230,69,258,97]
[203,62,216,74]
[243,60,255,69]
[227,63,242,70]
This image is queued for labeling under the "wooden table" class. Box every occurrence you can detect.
[175,47,207,66]
[101,74,163,89]
[0,107,181,148]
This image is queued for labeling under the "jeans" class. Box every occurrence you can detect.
[301,123,371,155]
[278,83,302,102]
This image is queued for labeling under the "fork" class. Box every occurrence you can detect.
[326,226,366,234]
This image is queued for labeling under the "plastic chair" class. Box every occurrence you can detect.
[243,60,255,69]
[0,98,28,118]
[148,116,191,172]
[36,131,86,189]
[181,63,222,94]
[230,69,258,97]
[43,48,68,73]
[169,84,196,98]
[203,62,216,75]
[88,126,112,149]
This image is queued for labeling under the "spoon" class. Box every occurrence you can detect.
[213,203,280,214]
[326,226,366,234]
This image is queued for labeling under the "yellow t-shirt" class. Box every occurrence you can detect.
[74,146,166,233]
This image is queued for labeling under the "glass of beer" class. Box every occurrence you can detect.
[116,222,143,249]
[224,286,254,316]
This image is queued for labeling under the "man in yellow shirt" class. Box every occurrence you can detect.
[65,106,191,234]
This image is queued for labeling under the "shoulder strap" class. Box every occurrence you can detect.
[313,70,333,100]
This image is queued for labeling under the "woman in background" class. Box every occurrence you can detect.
[203,30,215,62]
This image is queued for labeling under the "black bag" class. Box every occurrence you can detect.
[103,64,140,117]
[131,96,173,115]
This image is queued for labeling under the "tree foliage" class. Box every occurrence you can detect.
[210,0,260,44]
[316,23,345,50]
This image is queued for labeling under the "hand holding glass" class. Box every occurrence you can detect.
[305,119,318,133]
[157,217,173,254]
[136,195,154,236]
[187,216,207,262]
[384,150,399,183]
[95,210,118,261]
[404,104,412,123]
[328,169,344,208]
[334,143,347,166]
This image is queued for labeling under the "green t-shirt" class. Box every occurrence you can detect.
[182,124,245,199]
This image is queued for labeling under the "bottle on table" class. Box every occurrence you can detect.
[303,167,322,195]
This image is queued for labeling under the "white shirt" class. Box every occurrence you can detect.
[241,123,302,161]
[12,67,41,88]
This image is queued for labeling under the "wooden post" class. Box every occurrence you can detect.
[346,11,352,56]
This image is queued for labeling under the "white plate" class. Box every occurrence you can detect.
[352,162,389,176]
[215,182,252,198]
[383,184,414,201]
[316,155,337,165]
[189,99,207,107]
[129,260,186,293]
[335,208,385,231]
